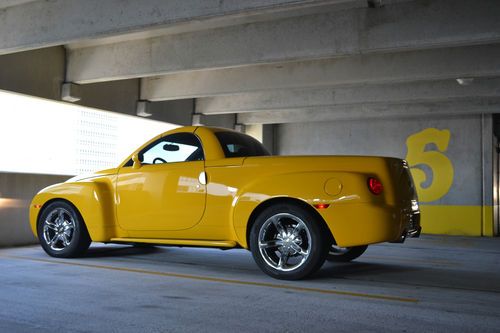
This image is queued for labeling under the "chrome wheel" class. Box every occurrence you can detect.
[251,204,329,279]
[42,208,76,252]
[258,213,312,272]
[38,201,91,258]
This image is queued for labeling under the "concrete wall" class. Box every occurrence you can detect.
[149,100,194,125]
[75,79,140,116]
[277,114,495,236]
[0,46,65,100]
[0,172,69,247]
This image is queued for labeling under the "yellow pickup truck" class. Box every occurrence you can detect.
[30,126,420,280]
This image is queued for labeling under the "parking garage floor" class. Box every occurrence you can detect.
[0,235,499,332]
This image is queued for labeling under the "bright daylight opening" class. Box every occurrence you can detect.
[0,90,178,176]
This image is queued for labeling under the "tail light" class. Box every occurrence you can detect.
[367,177,383,195]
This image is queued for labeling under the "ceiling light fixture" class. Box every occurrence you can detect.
[456,78,474,86]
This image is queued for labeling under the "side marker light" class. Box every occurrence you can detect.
[313,203,330,209]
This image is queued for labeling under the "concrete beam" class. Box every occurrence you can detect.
[236,98,500,124]
[142,44,500,100]
[0,0,351,55]
[197,78,500,114]
[68,0,500,83]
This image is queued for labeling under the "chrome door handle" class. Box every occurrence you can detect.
[198,171,207,185]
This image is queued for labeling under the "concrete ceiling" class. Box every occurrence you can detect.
[1,0,500,125]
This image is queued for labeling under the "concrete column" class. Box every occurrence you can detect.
[482,114,495,236]
[245,124,275,154]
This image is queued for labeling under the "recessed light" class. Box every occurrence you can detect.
[456,78,474,86]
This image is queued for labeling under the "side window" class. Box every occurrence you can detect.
[139,133,204,165]
[214,131,270,158]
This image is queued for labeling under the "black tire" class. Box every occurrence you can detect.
[249,204,329,280]
[326,245,368,262]
[37,201,91,258]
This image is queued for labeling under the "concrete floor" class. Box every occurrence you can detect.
[0,235,499,332]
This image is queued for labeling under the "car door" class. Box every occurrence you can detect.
[116,132,206,233]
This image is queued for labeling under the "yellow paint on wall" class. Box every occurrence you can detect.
[482,205,494,237]
[420,205,493,236]
[405,128,454,203]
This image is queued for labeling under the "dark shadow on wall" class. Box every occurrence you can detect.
[0,172,70,247]
[0,46,65,100]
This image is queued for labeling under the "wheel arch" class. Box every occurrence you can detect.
[245,197,334,251]
[32,186,118,242]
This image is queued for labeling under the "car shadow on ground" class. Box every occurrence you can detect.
[315,260,500,293]
[79,244,500,293]
[315,260,419,280]
[84,244,161,258]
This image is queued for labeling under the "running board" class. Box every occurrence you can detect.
[110,238,237,248]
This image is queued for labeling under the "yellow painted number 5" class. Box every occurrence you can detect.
[405,128,454,202]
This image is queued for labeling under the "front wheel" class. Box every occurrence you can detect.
[37,201,91,258]
[326,245,368,262]
[250,204,329,280]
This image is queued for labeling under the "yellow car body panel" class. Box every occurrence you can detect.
[30,126,419,250]
[115,160,206,234]
[206,156,409,248]
[29,171,124,242]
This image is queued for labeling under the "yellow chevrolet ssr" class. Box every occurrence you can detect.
[30,126,420,280]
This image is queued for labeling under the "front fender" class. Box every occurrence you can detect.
[30,176,122,241]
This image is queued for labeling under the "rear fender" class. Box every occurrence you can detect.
[232,171,369,248]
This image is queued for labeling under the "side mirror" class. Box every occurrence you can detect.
[132,154,142,169]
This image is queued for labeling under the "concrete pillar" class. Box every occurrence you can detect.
[245,124,275,154]
[481,114,495,236]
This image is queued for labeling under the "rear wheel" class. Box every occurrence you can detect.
[250,204,329,280]
[37,201,91,258]
[326,245,368,262]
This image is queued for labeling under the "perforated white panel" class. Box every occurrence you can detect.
[0,90,177,175]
